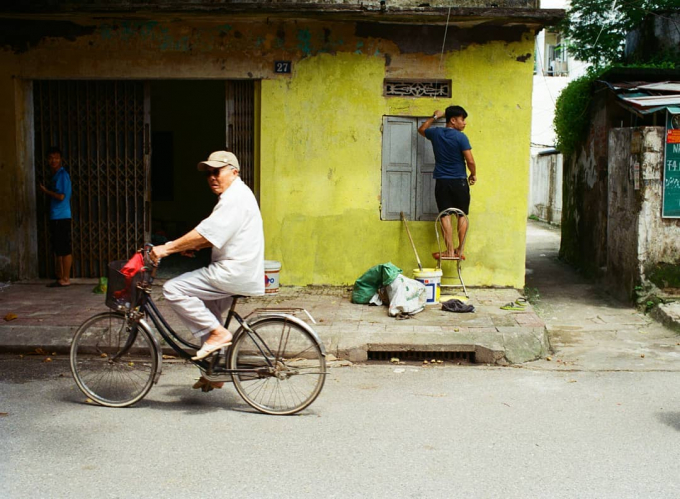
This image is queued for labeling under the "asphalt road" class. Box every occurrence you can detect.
[2,356,680,498]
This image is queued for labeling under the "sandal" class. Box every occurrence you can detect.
[192,377,209,390]
[500,302,526,311]
[191,339,232,360]
[192,377,224,392]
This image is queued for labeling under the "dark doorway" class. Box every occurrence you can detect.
[33,79,255,279]
[149,80,226,276]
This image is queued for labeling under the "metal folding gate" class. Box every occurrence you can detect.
[226,80,255,190]
[34,80,151,278]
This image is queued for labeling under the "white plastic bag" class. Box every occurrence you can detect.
[385,274,427,317]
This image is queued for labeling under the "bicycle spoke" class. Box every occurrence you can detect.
[230,318,326,415]
[71,312,157,408]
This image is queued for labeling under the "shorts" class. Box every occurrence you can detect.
[434,178,470,215]
[50,219,72,256]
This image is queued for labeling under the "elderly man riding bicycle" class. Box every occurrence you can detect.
[150,151,264,385]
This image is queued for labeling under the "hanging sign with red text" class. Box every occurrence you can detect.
[663,109,680,218]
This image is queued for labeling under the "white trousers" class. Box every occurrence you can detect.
[162,267,234,338]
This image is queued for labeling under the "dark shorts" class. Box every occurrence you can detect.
[50,219,72,256]
[434,178,470,215]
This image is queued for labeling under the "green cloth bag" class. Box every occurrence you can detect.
[351,263,402,304]
[92,276,108,294]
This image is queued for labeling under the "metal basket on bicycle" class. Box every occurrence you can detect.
[105,260,146,311]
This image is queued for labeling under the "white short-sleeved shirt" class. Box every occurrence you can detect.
[195,177,265,295]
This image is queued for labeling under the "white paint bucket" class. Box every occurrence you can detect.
[413,268,443,305]
[264,260,281,294]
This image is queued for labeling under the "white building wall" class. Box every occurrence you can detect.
[528,0,589,224]
[529,152,563,224]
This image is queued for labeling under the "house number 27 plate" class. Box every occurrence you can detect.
[274,61,292,74]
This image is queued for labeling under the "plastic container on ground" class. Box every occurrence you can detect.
[264,260,281,294]
[413,268,442,305]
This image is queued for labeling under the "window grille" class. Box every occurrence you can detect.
[384,79,452,98]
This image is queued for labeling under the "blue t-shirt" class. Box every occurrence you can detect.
[49,167,72,220]
[424,127,472,179]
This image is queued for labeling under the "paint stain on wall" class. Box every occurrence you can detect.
[297,29,312,56]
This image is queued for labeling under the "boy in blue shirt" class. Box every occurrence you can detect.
[418,105,477,260]
[39,147,72,287]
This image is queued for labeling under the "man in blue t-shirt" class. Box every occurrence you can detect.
[39,147,72,287]
[418,105,477,260]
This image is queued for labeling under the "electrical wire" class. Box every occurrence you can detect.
[438,6,452,73]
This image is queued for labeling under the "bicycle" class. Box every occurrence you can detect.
[70,245,327,415]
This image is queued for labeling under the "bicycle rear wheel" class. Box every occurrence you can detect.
[70,312,158,408]
[229,317,326,415]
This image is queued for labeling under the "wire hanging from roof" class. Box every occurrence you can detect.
[438,6,452,73]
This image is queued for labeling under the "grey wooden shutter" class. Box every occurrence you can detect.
[381,116,416,220]
[416,118,444,221]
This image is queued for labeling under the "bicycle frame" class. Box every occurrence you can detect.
[126,285,317,378]
[72,247,328,414]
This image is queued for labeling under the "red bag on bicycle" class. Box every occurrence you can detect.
[113,252,145,301]
[120,252,145,278]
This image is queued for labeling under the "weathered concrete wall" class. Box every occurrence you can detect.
[636,128,680,292]
[529,151,562,224]
[0,16,537,287]
[559,99,609,276]
[607,126,680,301]
[625,11,680,63]
[607,128,642,301]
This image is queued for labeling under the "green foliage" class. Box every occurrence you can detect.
[560,0,677,68]
[554,60,677,157]
[644,296,663,313]
[523,286,541,304]
[528,215,540,221]
[553,68,604,157]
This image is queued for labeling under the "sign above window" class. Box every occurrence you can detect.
[384,79,452,98]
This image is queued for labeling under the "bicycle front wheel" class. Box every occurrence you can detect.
[229,318,326,415]
[70,312,158,408]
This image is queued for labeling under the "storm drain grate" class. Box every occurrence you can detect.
[368,350,475,363]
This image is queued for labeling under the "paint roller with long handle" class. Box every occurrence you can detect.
[401,211,423,271]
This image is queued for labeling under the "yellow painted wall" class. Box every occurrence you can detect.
[261,39,534,287]
[0,17,534,287]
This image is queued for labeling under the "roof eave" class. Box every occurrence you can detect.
[0,5,565,30]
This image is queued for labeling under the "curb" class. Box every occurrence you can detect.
[651,302,680,334]
[0,323,552,365]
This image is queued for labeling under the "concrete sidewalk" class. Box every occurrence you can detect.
[0,280,548,364]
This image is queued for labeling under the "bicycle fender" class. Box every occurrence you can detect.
[140,318,164,383]
[247,314,327,356]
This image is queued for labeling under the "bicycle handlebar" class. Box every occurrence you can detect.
[141,243,159,279]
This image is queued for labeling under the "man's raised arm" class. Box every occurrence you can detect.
[418,109,444,137]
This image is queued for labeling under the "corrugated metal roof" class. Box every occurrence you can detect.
[622,95,680,107]
[609,80,680,115]
[638,82,680,92]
